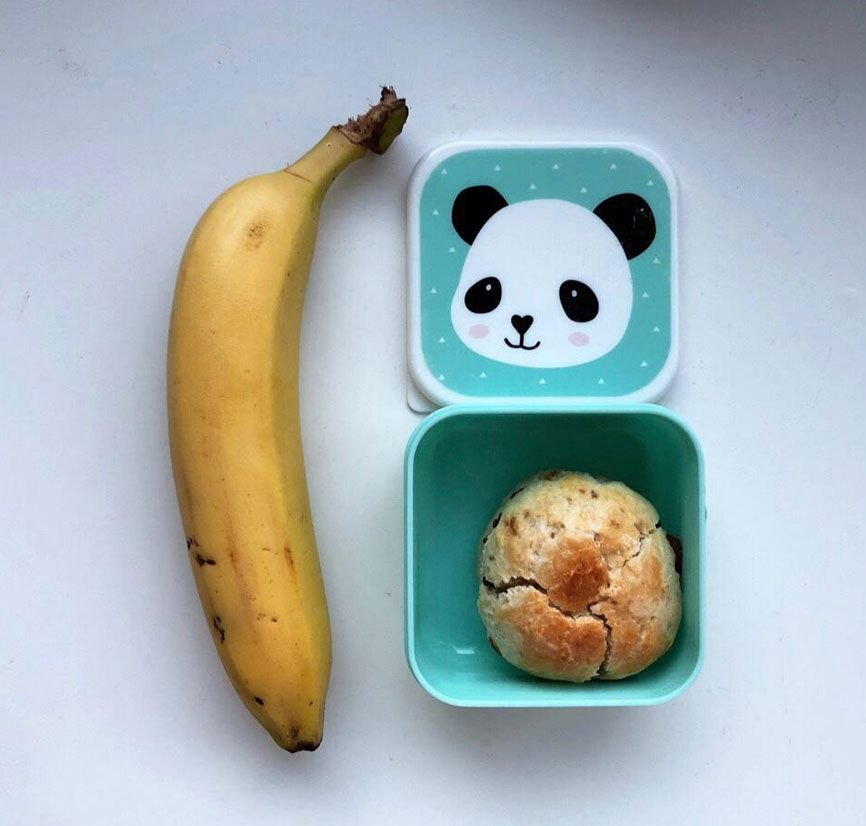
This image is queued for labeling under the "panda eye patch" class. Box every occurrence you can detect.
[559,280,599,322]
[464,276,502,314]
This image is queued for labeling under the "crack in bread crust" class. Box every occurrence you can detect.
[587,600,614,676]
[608,522,661,571]
[482,576,546,595]
[483,577,621,680]
[480,584,608,680]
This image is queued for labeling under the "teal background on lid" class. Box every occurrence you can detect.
[404,404,705,706]
[417,146,673,398]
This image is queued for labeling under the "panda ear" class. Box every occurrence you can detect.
[593,194,656,259]
[452,186,508,245]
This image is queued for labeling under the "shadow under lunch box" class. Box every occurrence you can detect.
[403,142,706,707]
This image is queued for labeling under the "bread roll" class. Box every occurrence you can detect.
[477,470,681,682]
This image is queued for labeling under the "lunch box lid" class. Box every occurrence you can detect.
[406,141,678,411]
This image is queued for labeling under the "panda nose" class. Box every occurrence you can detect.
[511,314,534,335]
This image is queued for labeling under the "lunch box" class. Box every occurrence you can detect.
[404,142,705,706]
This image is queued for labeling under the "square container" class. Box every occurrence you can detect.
[404,142,705,707]
[405,404,705,706]
[407,142,678,408]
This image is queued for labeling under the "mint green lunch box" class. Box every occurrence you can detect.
[404,143,706,707]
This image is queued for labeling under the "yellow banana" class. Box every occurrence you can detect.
[167,89,408,751]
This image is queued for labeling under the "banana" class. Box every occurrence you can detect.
[167,88,408,751]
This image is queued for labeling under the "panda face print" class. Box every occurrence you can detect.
[449,187,656,369]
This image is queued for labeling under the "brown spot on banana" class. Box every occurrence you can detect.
[245,221,268,249]
[192,551,217,567]
[212,615,225,644]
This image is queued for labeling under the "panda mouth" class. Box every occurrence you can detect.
[504,336,541,351]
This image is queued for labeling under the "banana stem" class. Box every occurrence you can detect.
[285,87,408,199]
[335,86,408,155]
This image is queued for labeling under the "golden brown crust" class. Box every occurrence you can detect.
[592,530,682,679]
[544,536,608,614]
[478,586,607,682]
[478,471,681,682]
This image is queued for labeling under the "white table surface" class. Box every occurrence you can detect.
[2,1,865,823]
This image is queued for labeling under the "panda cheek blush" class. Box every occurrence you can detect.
[569,331,590,347]
[469,324,490,339]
